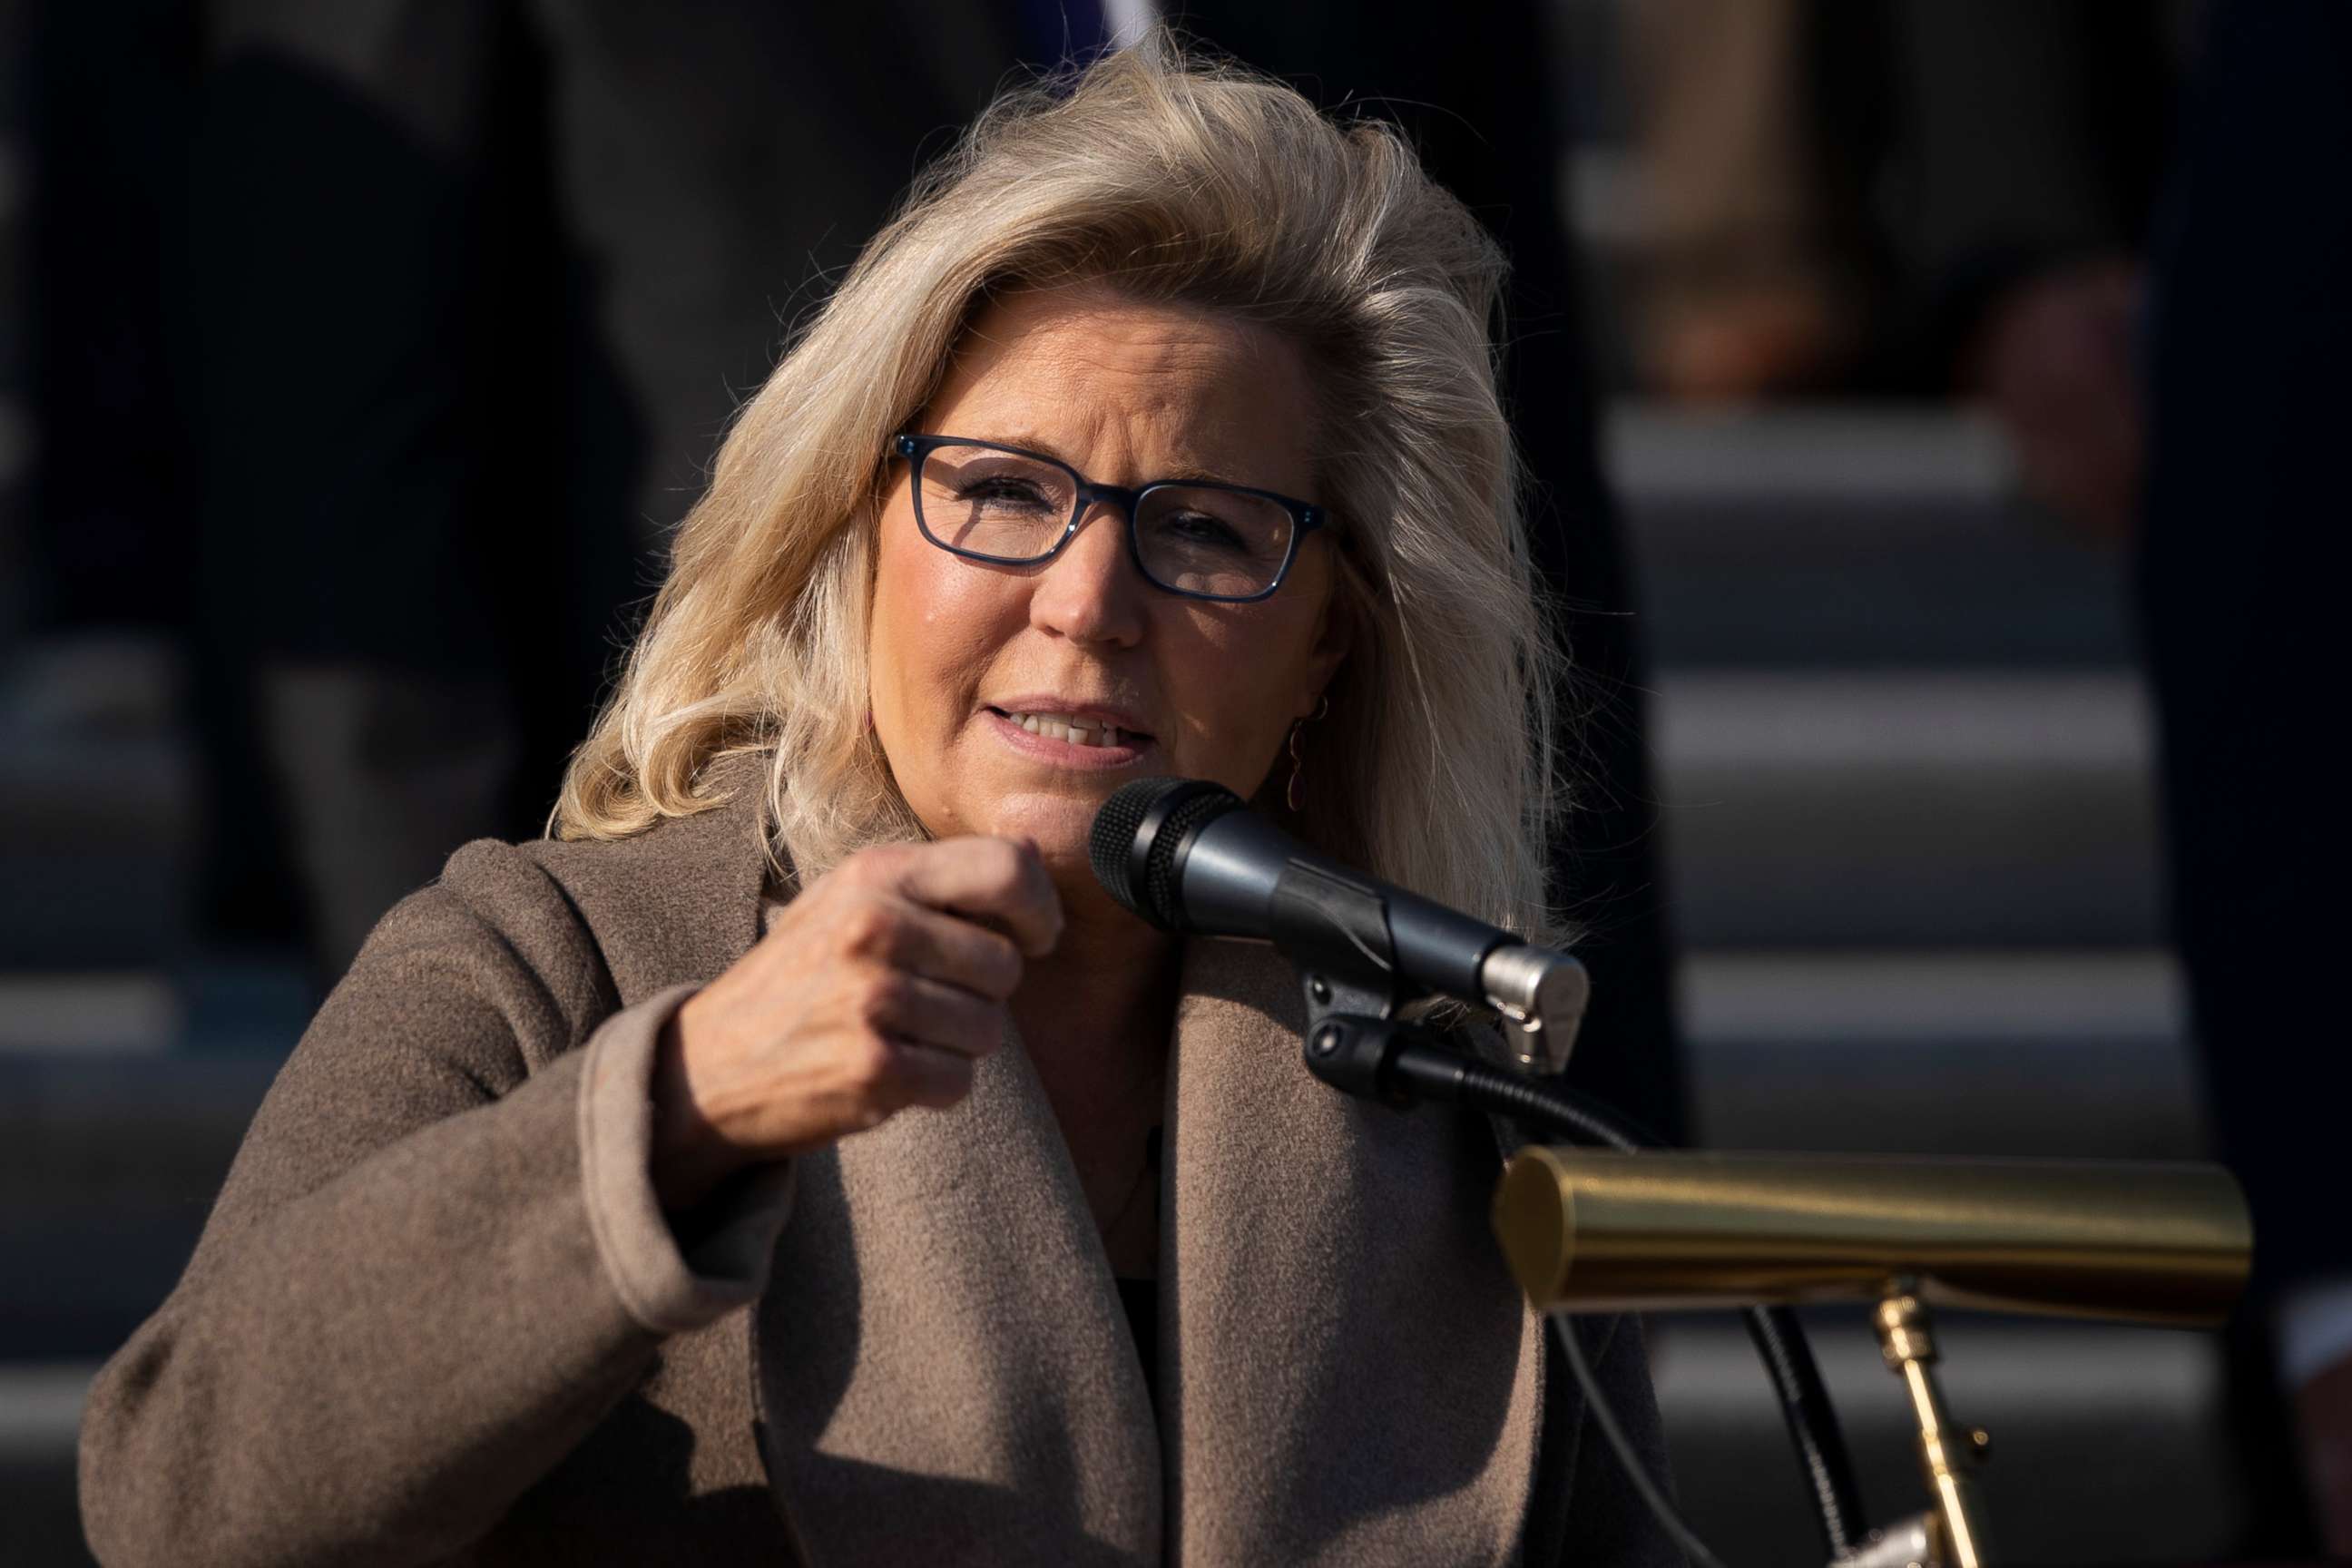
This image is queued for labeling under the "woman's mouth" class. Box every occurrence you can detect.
[990,707,1138,749]
[983,706,1154,765]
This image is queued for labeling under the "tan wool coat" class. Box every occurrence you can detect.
[77,761,1677,1565]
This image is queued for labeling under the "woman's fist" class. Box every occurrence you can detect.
[647,836,1062,1212]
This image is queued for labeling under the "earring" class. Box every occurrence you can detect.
[1285,694,1330,813]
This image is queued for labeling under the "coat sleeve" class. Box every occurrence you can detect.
[76,840,795,1568]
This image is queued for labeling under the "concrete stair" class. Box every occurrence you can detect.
[1656,671,2160,949]
[1611,406,2137,671]
[1606,405,2229,1563]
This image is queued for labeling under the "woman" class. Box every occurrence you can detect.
[80,43,1673,1566]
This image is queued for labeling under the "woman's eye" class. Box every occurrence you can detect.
[956,477,1055,512]
[1161,512,1250,551]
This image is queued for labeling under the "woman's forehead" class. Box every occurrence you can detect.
[927,285,1316,490]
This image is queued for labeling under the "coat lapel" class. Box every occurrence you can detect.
[1161,938,1545,1566]
[737,838,1543,1564]
[751,993,1163,1565]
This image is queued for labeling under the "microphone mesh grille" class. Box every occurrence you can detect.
[1087,779,1169,917]
[1142,786,1239,927]
[1088,778,1242,928]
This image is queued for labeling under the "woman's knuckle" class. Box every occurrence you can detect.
[843,843,892,875]
[840,893,897,946]
[838,845,903,889]
[846,1031,899,1089]
[850,971,902,1028]
[979,933,1024,992]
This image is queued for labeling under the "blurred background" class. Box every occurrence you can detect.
[3,1,2343,1562]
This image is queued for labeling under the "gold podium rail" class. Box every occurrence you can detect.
[1491,1151,2253,1566]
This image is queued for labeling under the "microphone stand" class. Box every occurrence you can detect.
[1296,1003,1899,1565]
[1263,877,1874,1563]
[1306,1002,2012,1567]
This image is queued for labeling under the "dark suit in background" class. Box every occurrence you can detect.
[2142,0,2350,1546]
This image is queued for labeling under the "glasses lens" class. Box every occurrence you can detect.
[914,443,1078,561]
[1135,486,1295,599]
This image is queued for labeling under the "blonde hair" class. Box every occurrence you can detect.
[554,36,1568,939]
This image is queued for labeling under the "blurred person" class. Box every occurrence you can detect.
[187,2,1018,973]
[189,0,1684,1143]
[2142,0,2352,1548]
[79,49,1676,1564]
[24,0,198,651]
[1627,0,2170,542]
[1626,0,1860,401]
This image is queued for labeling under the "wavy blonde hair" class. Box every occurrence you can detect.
[554,36,1567,939]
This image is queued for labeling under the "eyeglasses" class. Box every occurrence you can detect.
[890,433,1328,603]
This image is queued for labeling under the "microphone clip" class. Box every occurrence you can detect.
[1298,1007,1470,1110]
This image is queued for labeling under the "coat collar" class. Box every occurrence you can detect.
[637,762,1545,1563]
[529,752,776,1001]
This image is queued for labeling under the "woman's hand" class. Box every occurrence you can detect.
[647,837,1063,1213]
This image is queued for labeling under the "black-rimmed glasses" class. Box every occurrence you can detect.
[890,434,1328,603]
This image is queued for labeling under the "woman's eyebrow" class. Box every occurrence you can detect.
[976,431,1245,489]
[973,429,1079,467]
[1150,466,1244,488]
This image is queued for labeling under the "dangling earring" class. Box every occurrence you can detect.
[1285,694,1330,813]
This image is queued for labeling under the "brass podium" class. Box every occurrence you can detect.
[1492,1151,2254,1567]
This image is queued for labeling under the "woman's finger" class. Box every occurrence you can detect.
[866,972,1008,1059]
[852,838,1063,956]
[882,1039,979,1111]
[854,898,1024,1000]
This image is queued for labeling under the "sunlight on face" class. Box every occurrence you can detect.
[867,283,1350,909]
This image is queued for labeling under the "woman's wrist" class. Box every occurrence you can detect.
[647,999,746,1217]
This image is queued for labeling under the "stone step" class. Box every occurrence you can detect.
[1605,404,2137,671]
[1681,950,2203,1159]
[0,1361,95,1567]
[1652,671,2162,948]
[0,638,197,970]
[0,1050,280,1356]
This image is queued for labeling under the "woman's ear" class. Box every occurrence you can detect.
[1299,573,1357,716]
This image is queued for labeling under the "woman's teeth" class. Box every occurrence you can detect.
[1004,710,1124,749]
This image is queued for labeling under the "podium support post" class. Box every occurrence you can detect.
[1874,1287,1992,1568]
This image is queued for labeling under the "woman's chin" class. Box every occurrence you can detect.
[982,789,1114,863]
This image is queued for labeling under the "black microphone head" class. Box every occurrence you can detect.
[1088,777,1242,929]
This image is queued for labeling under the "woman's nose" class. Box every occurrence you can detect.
[1027,500,1148,647]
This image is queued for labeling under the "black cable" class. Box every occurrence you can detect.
[1741,1302,1861,1562]
[1552,1308,1731,1568]
[1391,1046,1867,1561]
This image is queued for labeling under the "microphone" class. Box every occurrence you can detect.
[1087,777,1588,1072]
